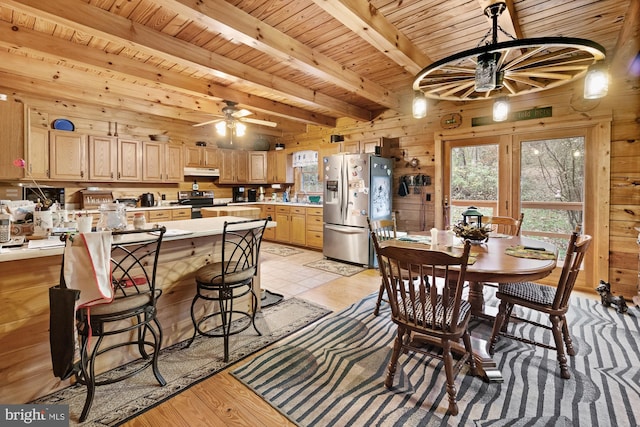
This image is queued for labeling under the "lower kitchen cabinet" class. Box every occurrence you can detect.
[262,205,276,240]
[305,207,323,249]
[290,206,306,246]
[274,206,291,242]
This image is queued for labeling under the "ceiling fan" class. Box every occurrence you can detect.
[192,100,278,130]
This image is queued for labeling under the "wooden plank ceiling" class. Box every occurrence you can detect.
[0,0,633,135]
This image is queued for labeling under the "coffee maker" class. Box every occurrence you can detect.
[247,189,257,202]
[232,186,246,202]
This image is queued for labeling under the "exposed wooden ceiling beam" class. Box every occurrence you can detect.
[310,0,432,75]
[3,0,369,123]
[158,0,400,111]
[0,21,335,127]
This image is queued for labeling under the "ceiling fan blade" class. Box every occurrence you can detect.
[240,117,278,127]
[192,118,223,127]
[232,109,253,118]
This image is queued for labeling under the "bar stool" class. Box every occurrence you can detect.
[63,227,166,422]
[188,218,269,361]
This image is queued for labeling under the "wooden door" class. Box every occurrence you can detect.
[235,150,249,182]
[0,98,24,180]
[142,141,164,181]
[26,127,50,180]
[275,206,291,242]
[248,151,268,183]
[275,150,293,183]
[203,147,218,167]
[49,131,87,180]
[184,145,203,167]
[118,138,142,181]
[88,136,117,181]
[165,144,184,182]
[219,149,235,183]
[290,207,306,246]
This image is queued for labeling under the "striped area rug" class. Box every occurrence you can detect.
[232,292,640,426]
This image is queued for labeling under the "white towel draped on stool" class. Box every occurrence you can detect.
[63,231,113,309]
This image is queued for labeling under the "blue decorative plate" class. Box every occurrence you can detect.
[52,119,75,131]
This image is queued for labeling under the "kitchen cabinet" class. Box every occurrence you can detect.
[49,130,88,181]
[185,144,218,168]
[219,149,248,184]
[148,209,172,222]
[26,127,50,180]
[262,204,276,241]
[341,140,360,154]
[118,138,143,181]
[90,136,144,182]
[361,137,399,157]
[267,150,293,183]
[248,151,268,183]
[0,97,24,180]
[290,206,306,246]
[142,141,183,182]
[305,206,323,249]
[171,207,191,220]
[274,206,291,242]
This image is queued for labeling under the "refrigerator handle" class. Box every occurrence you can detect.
[340,160,346,221]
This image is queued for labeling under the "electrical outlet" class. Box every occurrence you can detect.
[426,193,431,201]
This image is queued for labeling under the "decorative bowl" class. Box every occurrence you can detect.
[308,196,321,204]
[149,134,170,142]
[452,222,490,243]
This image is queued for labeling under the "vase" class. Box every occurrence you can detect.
[33,210,53,236]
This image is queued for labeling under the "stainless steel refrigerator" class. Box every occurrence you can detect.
[323,153,393,266]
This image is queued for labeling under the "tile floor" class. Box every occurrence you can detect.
[260,242,361,298]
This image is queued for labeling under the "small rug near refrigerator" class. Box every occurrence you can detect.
[304,259,367,276]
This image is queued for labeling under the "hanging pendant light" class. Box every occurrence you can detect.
[583,62,609,99]
[493,97,509,122]
[412,91,427,118]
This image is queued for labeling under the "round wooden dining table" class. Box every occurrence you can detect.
[379,230,558,382]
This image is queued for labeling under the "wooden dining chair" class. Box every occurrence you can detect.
[367,214,397,315]
[487,212,524,236]
[372,235,477,416]
[487,228,592,379]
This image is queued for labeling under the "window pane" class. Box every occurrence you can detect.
[300,164,322,193]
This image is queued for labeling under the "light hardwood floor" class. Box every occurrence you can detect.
[122,243,382,427]
[122,242,598,427]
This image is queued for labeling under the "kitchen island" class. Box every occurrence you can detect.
[0,216,274,404]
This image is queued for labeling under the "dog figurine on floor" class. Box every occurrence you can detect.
[595,280,628,314]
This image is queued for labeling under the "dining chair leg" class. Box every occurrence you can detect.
[501,302,514,332]
[550,315,571,379]
[149,318,167,386]
[384,327,404,388]
[373,280,385,316]
[488,301,508,355]
[442,339,459,416]
[560,315,575,356]
[186,293,200,348]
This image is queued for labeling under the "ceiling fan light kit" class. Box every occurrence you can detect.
[412,0,608,120]
[194,100,277,132]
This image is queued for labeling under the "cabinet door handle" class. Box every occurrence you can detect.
[118,172,121,179]
[111,172,114,179]
[81,170,84,178]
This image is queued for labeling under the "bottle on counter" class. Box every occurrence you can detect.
[192,180,199,191]
[133,212,146,230]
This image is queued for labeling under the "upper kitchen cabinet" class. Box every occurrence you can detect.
[341,140,360,154]
[89,136,143,182]
[49,130,88,181]
[219,149,248,184]
[361,137,399,158]
[118,138,143,181]
[142,141,184,183]
[267,150,293,184]
[26,127,50,180]
[184,143,218,168]
[0,97,25,180]
[248,151,268,184]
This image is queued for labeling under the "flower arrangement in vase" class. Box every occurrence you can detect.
[12,158,53,210]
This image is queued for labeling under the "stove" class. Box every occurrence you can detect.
[177,191,226,218]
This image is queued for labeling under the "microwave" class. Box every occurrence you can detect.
[22,186,65,209]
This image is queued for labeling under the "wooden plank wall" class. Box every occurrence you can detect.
[283,77,640,299]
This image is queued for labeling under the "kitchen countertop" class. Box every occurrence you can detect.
[231,201,323,208]
[0,216,275,262]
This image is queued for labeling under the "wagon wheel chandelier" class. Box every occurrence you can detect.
[412,1,608,119]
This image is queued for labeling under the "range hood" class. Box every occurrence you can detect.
[183,167,220,177]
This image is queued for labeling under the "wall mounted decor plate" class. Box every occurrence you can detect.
[52,119,75,131]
